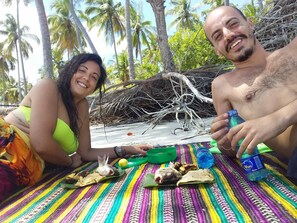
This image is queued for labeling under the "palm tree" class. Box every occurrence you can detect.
[147,0,175,72]
[201,0,224,17]
[116,51,129,82]
[125,0,135,80]
[68,0,98,54]
[130,4,154,64]
[166,0,200,31]
[85,0,125,74]
[35,0,53,78]
[0,13,40,101]
[3,0,33,97]
[242,4,261,23]
[142,33,160,66]
[4,76,21,104]
[48,0,84,59]
[0,44,16,104]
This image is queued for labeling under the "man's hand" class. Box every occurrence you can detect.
[211,113,236,157]
[211,113,229,146]
[227,114,283,158]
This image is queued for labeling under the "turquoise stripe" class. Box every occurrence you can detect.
[264,175,297,208]
[104,168,139,223]
[204,184,226,222]
[10,174,67,223]
[212,169,246,223]
[157,189,164,222]
[82,181,116,222]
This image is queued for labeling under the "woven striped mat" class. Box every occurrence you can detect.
[0,142,296,223]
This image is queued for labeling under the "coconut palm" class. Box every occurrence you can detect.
[142,33,160,66]
[3,76,20,104]
[3,0,35,97]
[147,0,175,72]
[166,0,200,31]
[35,0,53,78]
[85,0,125,74]
[130,4,154,64]
[68,0,97,54]
[125,0,135,80]
[0,44,16,104]
[0,13,40,101]
[48,0,86,59]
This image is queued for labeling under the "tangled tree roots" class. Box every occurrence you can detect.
[89,0,296,127]
[89,65,233,126]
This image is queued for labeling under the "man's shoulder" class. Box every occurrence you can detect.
[277,37,296,52]
[213,70,235,83]
[269,37,297,59]
[212,71,236,93]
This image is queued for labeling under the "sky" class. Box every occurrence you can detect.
[0,0,250,84]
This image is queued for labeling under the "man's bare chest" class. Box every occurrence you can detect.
[242,53,297,101]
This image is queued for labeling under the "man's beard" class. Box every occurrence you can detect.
[234,35,256,62]
[236,47,253,62]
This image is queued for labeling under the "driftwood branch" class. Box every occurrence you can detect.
[162,72,213,104]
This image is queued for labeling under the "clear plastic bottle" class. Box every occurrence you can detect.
[227,109,270,181]
[196,147,214,169]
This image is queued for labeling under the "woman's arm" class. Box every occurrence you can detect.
[76,100,152,162]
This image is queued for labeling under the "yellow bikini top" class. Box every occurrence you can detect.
[19,105,79,154]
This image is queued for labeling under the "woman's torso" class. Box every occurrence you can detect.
[4,83,79,154]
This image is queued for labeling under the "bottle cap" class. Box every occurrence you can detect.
[227,109,238,117]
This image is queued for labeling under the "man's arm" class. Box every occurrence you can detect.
[211,76,236,157]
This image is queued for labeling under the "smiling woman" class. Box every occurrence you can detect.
[0,53,152,203]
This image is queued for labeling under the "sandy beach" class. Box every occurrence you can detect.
[90,117,214,148]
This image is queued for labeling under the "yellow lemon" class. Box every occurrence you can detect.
[118,158,128,168]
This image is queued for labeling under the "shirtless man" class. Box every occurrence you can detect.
[203,6,297,179]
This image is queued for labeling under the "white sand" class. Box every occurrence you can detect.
[91,117,213,148]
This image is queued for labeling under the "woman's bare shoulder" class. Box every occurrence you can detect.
[33,79,57,89]
[22,79,59,107]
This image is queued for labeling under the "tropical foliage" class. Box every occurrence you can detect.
[0,0,281,103]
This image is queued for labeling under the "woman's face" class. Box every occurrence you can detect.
[70,60,101,100]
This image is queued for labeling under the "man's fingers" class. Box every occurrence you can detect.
[211,119,229,134]
[211,127,228,141]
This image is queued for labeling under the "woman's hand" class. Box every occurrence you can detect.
[123,144,153,156]
[70,153,83,168]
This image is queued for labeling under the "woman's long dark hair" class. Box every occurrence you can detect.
[57,53,107,136]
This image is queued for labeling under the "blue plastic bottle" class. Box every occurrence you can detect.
[227,109,270,181]
[196,147,214,169]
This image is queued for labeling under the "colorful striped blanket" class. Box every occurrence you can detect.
[0,142,296,223]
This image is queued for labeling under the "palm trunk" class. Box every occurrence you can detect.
[69,0,98,54]
[110,21,120,75]
[16,0,27,96]
[147,0,175,72]
[35,0,53,78]
[125,0,135,80]
[15,42,22,101]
